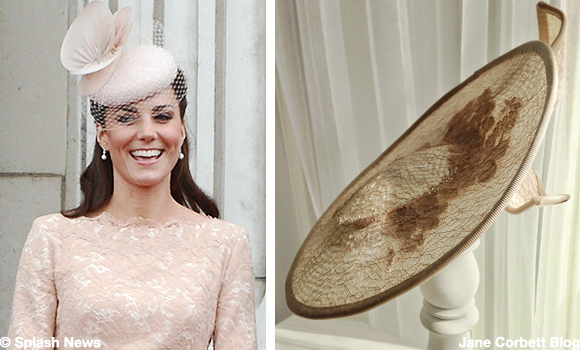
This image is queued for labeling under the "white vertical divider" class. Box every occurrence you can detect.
[88,0,111,9]
[83,1,98,169]
[65,2,83,210]
[85,102,97,165]
[139,0,154,45]
[119,0,143,45]
[196,0,217,196]
[217,0,267,347]
[165,1,199,177]
[222,0,266,279]
[82,0,98,166]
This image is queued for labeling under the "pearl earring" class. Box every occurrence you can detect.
[179,152,185,160]
[101,149,107,160]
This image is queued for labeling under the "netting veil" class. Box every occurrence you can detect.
[60,1,187,130]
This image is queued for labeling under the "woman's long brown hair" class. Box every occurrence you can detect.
[62,73,220,219]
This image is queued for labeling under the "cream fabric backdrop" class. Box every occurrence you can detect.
[276,0,579,348]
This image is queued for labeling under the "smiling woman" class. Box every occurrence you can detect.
[6,2,257,349]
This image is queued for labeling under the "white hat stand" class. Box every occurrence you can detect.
[419,240,480,350]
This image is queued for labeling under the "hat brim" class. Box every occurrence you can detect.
[286,40,557,319]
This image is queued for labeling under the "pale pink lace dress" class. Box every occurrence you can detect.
[8,212,257,349]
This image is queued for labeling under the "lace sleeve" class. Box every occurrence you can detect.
[7,217,58,349]
[213,227,257,349]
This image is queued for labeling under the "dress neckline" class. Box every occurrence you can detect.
[85,210,210,229]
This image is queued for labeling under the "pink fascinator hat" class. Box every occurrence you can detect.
[60,1,185,119]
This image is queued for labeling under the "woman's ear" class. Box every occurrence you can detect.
[180,123,186,143]
[96,125,108,151]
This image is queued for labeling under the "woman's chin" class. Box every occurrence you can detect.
[116,170,172,190]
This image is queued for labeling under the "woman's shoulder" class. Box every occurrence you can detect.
[29,212,106,237]
[201,216,248,233]
[170,205,243,231]
[30,212,75,231]
[178,210,249,242]
[23,213,82,245]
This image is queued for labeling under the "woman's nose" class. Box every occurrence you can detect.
[137,116,157,140]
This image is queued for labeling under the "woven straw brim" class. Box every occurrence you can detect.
[287,40,557,319]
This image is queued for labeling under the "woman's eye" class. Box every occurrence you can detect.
[155,113,173,121]
[117,115,136,123]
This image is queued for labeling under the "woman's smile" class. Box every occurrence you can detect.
[130,148,164,165]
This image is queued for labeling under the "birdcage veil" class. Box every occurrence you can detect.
[60,1,188,131]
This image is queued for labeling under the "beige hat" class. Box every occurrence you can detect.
[60,1,180,106]
[286,1,569,319]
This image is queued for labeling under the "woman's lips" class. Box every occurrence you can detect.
[130,149,163,165]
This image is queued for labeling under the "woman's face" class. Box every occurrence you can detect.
[97,88,185,189]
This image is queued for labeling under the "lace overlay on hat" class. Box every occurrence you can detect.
[7,213,257,349]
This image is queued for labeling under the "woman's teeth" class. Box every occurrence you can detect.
[131,149,162,158]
